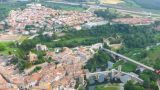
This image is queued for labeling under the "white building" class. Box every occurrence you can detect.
[36,44,48,51]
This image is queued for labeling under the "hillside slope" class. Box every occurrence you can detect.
[133,0,160,10]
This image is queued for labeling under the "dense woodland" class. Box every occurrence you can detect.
[94,9,118,20]
[84,50,112,72]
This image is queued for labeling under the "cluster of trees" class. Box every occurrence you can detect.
[124,70,159,90]
[66,24,158,48]
[140,71,159,90]
[94,9,118,20]
[124,81,145,90]
[47,37,102,48]
[19,34,53,52]
[84,50,112,72]
[25,25,36,31]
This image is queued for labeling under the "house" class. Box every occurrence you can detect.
[82,21,108,29]
[36,44,48,51]
[28,52,38,62]
[91,43,103,50]
[0,22,4,30]
[22,31,29,35]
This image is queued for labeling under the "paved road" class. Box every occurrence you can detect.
[101,48,155,71]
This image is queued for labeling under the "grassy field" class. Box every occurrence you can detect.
[0,35,28,55]
[96,84,120,90]
[0,42,18,55]
[147,47,160,60]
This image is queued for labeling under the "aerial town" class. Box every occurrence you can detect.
[5,3,104,34]
[0,0,160,90]
[0,43,101,89]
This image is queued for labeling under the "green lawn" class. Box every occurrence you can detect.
[0,42,18,55]
[96,84,120,90]
[0,35,29,55]
[113,60,137,72]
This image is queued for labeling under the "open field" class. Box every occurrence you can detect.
[100,0,124,4]
[0,33,29,41]
[0,34,21,42]
[0,34,29,42]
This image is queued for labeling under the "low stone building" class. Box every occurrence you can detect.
[28,52,38,62]
[36,44,48,51]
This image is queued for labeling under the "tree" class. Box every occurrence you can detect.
[124,81,145,90]
[94,9,118,20]
[84,50,111,72]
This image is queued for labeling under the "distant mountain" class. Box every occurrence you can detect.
[133,0,160,10]
[0,0,9,2]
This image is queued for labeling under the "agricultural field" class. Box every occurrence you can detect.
[100,0,124,4]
